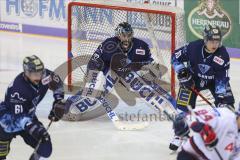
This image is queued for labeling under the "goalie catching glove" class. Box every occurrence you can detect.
[48,99,66,121]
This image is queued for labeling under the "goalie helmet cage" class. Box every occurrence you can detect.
[67,0,186,98]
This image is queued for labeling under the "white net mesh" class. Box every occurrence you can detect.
[68,1,186,97]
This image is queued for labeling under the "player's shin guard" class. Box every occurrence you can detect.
[0,140,10,159]
[35,139,52,158]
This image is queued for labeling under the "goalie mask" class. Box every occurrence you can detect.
[115,22,134,52]
[23,55,44,85]
[203,25,222,53]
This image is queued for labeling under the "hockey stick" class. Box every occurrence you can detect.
[190,87,215,108]
[75,89,149,131]
[190,87,235,112]
[186,105,223,160]
[70,57,149,131]
[30,120,53,158]
[94,93,150,130]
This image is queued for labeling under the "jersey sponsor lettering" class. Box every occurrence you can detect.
[136,49,145,55]
[213,56,224,65]
[197,73,214,80]
[42,75,51,85]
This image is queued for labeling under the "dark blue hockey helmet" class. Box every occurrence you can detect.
[115,22,134,38]
[173,113,190,137]
[115,22,134,51]
[203,24,222,45]
[23,55,44,73]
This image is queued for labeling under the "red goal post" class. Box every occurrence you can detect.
[67,0,186,98]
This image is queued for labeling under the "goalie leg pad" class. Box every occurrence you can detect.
[177,87,197,112]
[0,140,10,157]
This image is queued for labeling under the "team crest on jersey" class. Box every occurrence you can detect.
[198,64,210,74]
[136,49,145,55]
[213,56,224,65]
[10,92,26,102]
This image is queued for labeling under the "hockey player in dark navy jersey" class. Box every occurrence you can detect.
[0,55,65,160]
[169,25,235,151]
[172,24,235,111]
[76,22,154,100]
[65,22,154,121]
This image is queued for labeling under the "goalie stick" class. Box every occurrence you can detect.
[69,56,149,131]
[75,88,149,131]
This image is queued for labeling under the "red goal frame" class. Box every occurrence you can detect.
[67,2,176,98]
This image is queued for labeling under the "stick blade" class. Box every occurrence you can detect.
[114,121,150,131]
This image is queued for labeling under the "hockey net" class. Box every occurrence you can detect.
[67,0,186,99]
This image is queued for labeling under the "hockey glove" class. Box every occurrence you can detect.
[215,93,229,107]
[177,68,194,89]
[170,113,189,151]
[48,100,66,122]
[173,113,190,137]
[191,121,218,148]
[25,121,50,142]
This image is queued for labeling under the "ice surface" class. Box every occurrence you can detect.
[0,32,239,160]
